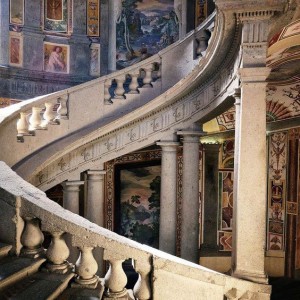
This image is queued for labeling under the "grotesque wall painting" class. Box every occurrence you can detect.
[10,0,24,25]
[9,33,23,67]
[44,0,69,32]
[116,0,178,69]
[87,0,100,36]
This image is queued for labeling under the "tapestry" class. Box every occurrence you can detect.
[267,131,288,251]
[10,0,24,25]
[44,0,68,32]
[119,165,161,248]
[87,0,100,36]
[116,0,179,69]
[44,42,69,73]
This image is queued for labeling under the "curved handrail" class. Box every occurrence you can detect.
[23,8,241,190]
[0,161,271,300]
[0,12,216,168]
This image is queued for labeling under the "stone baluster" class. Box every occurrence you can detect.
[104,80,113,104]
[42,102,56,128]
[17,112,29,136]
[196,30,211,57]
[21,217,44,258]
[57,95,68,120]
[74,246,99,288]
[28,107,43,131]
[45,231,71,274]
[104,250,128,298]
[128,72,140,94]
[155,61,161,81]
[133,259,151,300]
[114,76,126,99]
[142,65,153,87]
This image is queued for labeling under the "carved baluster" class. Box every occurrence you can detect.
[45,231,71,274]
[155,62,161,81]
[196,30,211,57]
[28,107,43,131]
[17,112,29,136]
[21,217,44,258]
[42,102,57,128]
[142,65,153,87]
[133,259,151,300]
[104,80,113,104]
[104,251,128,298]
[74,246,99,288]
[114,76,126,99]
[128,72,140,94]
[57,95,68,120]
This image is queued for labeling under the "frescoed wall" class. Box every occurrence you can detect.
[116,0,179,69]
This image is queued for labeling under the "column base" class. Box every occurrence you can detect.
[231,268,268,284]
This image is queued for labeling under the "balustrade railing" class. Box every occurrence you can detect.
[0,161,271,300]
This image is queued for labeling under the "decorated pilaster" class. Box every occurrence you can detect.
[231,6,280,284]
[177,128,205,263]
[156,141,180,255]
[0,0,9,65]
[108,0,122,73]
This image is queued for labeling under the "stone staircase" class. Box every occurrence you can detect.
[0,161,271,300]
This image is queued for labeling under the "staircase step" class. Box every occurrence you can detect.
[0,271,74,300]
[0,256,46,290]
[0,243,12,259]
[57,280,104,300]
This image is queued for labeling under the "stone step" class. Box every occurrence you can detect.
[0,271,74,300]
[0,256,46,290]
[0,242,12,259]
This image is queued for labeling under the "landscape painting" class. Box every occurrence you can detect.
[116,0,178,69]
[116,162,161,248]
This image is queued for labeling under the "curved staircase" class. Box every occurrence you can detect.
[0,162,271,300]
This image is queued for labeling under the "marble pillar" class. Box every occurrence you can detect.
[177,130,205,263]
[156,141,180,255]
[231,11,272,284]
[86,170,106,226]
[62,180,84,214]
[108,0,122,73]
[0,0,9,66]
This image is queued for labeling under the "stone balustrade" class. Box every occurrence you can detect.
[0,161,271,300]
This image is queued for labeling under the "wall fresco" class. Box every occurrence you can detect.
[10,0,24,25]
[116,0,178,69]
[267,131,288,251]
[44,42,69,73]
[87,0,100,36]
[9,32,23,67]
[44,0,68,32]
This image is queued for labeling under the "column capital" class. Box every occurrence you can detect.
[87,170,106,176]
[62,180,84,191]
[239,67,271,83]
[156,141,180,151]
[177,130,206,143]
[232,88,241,106]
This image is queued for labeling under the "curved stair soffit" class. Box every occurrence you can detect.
[28,10,242,191]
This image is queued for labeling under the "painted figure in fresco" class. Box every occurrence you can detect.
[47,46,65,72]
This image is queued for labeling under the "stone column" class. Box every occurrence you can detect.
[108,0,122,73]
[231,12,272,284]
[0,0,9,65]
[156,141,180,255]
[62,180,84,214]
[86,170,106,226]
[177,129,205,263]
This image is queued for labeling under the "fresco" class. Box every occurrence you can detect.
[119,164,161,248]
[87,0,100,36]
[44,42,69,73]
[44,0,68,32]
[116,0,178,69]
[9,33,23,67]
[10,0,24,25]
[267,131,287,251]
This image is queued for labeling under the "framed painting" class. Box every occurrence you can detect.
[9,32,23,67]
[114,161,161,248]
[44,42,69,73]
[10,0,24,25]
[87,0,100,37]
[46,0,63,21]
